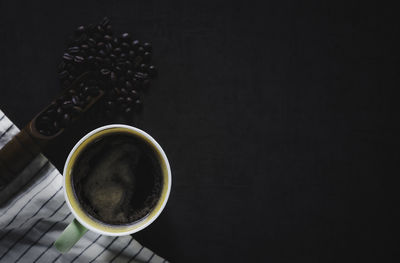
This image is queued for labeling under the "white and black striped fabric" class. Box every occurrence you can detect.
[0,110,168,263]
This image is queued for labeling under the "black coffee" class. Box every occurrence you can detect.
[71,133,163,225]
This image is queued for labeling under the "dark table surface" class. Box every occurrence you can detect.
[0,1,397,262]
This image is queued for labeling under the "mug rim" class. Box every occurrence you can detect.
[62,124,171,236]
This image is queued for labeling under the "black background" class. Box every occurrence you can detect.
[0,1,397,262]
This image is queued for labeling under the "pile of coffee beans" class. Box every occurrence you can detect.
[57,16,157,118]
[36,78,103,136]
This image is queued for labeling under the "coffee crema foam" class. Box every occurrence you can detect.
[72,134,162,225]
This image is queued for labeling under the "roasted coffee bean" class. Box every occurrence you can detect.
[106,25,113,34]
[134,99,143,111]
[133,56,143,67]
[104,34,112,42]
[68,46,80,54]
[143,51,151,62]
[87,56,95,63]
[56,107,63,116]
[128,50,135,58]
[97,42,105,48]
[53,121,60,130]
[125,81,133,89]
[71,96,80,105]
[83,86,90,94]
[98,49,107,57]
[100,68,110,75]
[75,25,86,35]
[104,57,112,65]
[62,101,74,110]
[74,56,84,63]
[148,65,157,78]
[126,96,134,104]
[93,32,103,41]
[75,34,87,44]
[81,44,89,50]
[88,38,96,47]
[119,88,128,95]
[137,46,145,56]
[121,42,130,50]
[101,16,111,27]
[95,56,103,63]
[109,53,117,60]
[132,40,140,49]
[68,75,75,81]
[105,100,115,108]
[124,107,133,115]
[115,66,123,72]
[114,47,122,55]
[139,63,147,72]
[116,96,125,104]
[134,72,148,80]
[62,113,71,125]
[38,129,46,135]
[119,53,127,60]
[130,89,139,99]
[58,61,66,71]
[68,89,77,96]
[110,71,117,82]
[105,43,113,52]
[125,60,132,68]
[121,33,131,40]
[96,25,105,34]
[126,70,133,78]
[59,70,69,79]
[113,37,120,46]
[46,108,57,118]
[143,42,152,52]
[63,53,74,61]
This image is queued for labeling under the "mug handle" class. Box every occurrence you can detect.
[54,218,88,253]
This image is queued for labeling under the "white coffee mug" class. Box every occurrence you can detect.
[54,124,171,253]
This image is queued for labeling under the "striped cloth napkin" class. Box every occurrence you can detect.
[0,110,168,263]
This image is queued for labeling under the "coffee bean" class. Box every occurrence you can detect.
[95,56,103,63]
[56,107,63,116]
[116,96,125,104]
[89,48,97,55]
[104,57,112,66]
[62,113,71,125]
[100,68,110,76]
[58,61,66,71]
[74,56,84,63]
[75,34,87,44]
[124,107,133,115]
[104,34,112,42]
[125,60,132,68]
[110,71,117,82]
[62,101,74,110]
[93,32,103,41]
[122,33,131,40]
[72,96,80,105]
[126,70,133,78]
[98,49,107,57]
[132,40,140,49]
[53,121,60,130]
[97,41,105,48]
[96,25,105,34]
[81,44,89,50]
[71,106,82,115]
[114,47,122,55]
[120,53,127,59]
[143,51,152,62]
[134,72,148,80]
[133,56,143,67]
[63,53,74,61]
[130,89,139,99]
[148,65,157,78]
[125,96,134,104]
[63,80,71,87]
[68,46,80,54]
[113,37,120,46]
[128,50,135,58]
[101,16,111,27]
[68,89,77,96]
[88,38,96,47]
[105,43,112,52]
[106,25,113,34]
[46,108,56,118]
[121,42,130,50]
[125,81,133,89]
[134,99,143,111]
[109,53,117,60]
[105,100,115,108]
[139,63,147,72]
[115,66,123,72]
[143,42,152,52]
[87,56,95,63]
[75,25,86,35]
[59,70,68,79]
[137,46,145,56]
